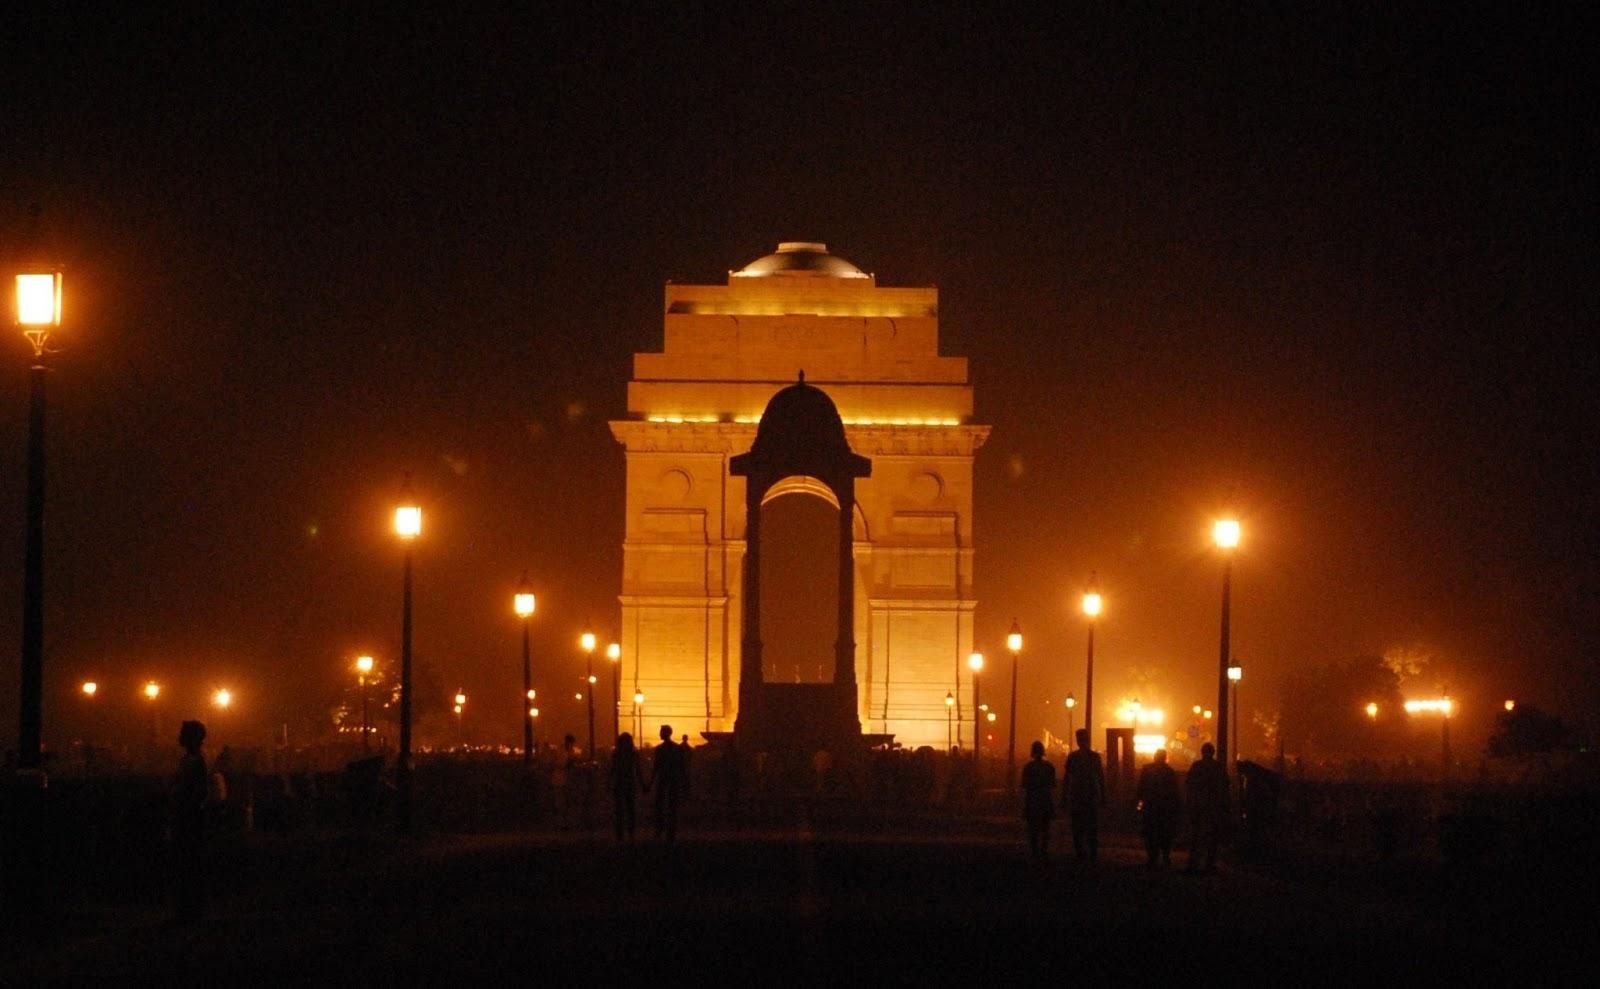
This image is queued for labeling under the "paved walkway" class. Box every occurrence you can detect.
[8,820,1587,984]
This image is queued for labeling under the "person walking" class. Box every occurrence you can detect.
[1062,728,1107,862]
[1136,748,1182,867]
[1185,741,1229,872]
[649,724,689,842]
[1019,740,1057,861]
[609,732,646,840]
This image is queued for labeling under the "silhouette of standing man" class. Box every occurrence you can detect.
[1062,728,1106,862]
[1020,740,1056,861]
[1137,748,1181,867]
[171,720,209,922]
[610,732,645,840]
[650,724,689,841]
[1185,741,1228,872]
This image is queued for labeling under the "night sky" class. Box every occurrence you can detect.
[2,6,1593,757]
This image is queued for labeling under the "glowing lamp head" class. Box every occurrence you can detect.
[945,692,955,708]
[1065,694,1077,709]
[1006,620,1022,654]
[986,711,996,723]
[394,505,422,540]
[514,592,536,618]
[1082,592,1103,618]
[633,691,645,705]
[607,642,621,662]
[968,651,984,673]
[530,707,540,719]
[81,681,97,697]
[16,269,62,331]
[144,681,161,700]
[526,689,536,701]
[1228,665,1243,682]
[1193,705,1203,716]
[356,655,374,676]
[454,691,466,707]
[1365,702,1379,719]
[580,631,597,654]
[1504,699,1515,712]
[213,689,232,709]
[1214,519,1241,549]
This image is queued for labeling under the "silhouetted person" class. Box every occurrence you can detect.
[1185,742,1228,872]
[650,724,689,841]
[1020,740,1056,861]
[1136,748,1181,867]
[610,732,645,840]
[1062,728,1106,861]
[170,720,209,922]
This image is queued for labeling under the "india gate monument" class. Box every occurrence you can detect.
[609,243,990,754]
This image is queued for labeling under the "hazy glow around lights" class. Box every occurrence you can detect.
[395,506,422,539]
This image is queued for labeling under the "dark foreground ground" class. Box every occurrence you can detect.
[6,809,1595,986]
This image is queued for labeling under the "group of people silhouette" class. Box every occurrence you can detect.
[1021,728,1230,869]
[608,724,691,842]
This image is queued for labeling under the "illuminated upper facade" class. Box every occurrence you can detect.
[609,243,990,750]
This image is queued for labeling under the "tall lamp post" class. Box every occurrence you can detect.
[144,681,162,750]
[395,494,421,833]
[1213,519,1241,772]
[633,691,644,739]
[15,262,60,780]
[453,691,467,746]
[356,655,375,752]
[607,642,621,746]
[968,651,984,789]
[1006,620,1023,789]
[1065,693,1076,742]
[1227,663,1242,770]
[514,578,536,764]
[945,692,955,751]
[580,630,597,758]
[1082,577,1102,749]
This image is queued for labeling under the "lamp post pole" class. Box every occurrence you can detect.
[515,578,536,764]
[607,642,621,746]
[1214,520,1240,772]
[356,655,374,753]
[1006,620,1022,790]
[968,651,984,791]
[1082,578,1102,751]
[395,494,421,834]
[945,692,954,752]
[1228,664,1242,771]
[1065,693,1076,743]
[15,264,59,777]
[581,630,597,758]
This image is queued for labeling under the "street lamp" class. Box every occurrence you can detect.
[945,691,955,751]
[607,641,621,746]
[1213,518,1241,773]
[213,688,232,710]
[1081,577,1102,750]
[394,490,421,833]
[514,577,536,764]
[633,690,644,739]
[356,655,375,753]
[1227,663,1243,769]
[454,690,467,746]
[968,651,984,788]
[580,630,597,759]
[1065,693,1076,741]
[1006,620,1022,788]
[15,260,61,781]
[143,680,162,749]
[1365,701,1379,719]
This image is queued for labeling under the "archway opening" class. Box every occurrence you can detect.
[759,483,839,683]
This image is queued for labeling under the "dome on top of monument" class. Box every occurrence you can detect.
[733,242,871,279]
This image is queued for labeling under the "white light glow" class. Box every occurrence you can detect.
[16,272,60,327]
[1133,734,1167,754]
